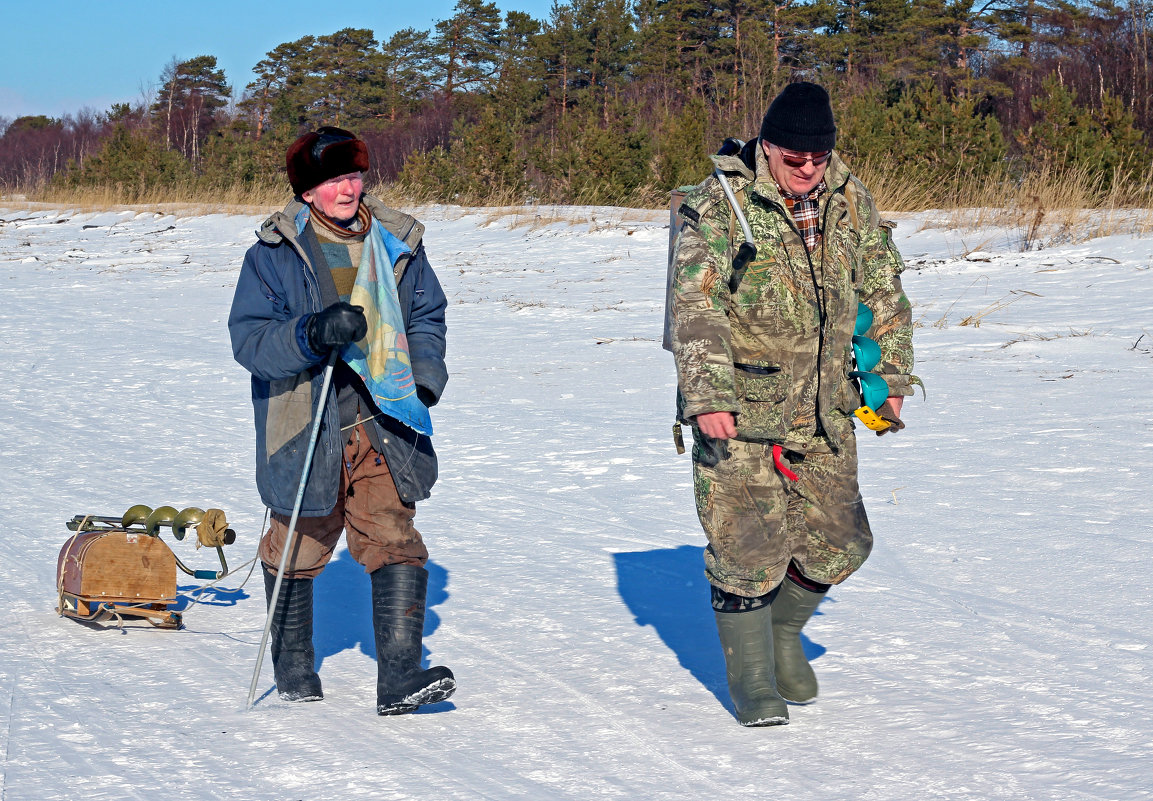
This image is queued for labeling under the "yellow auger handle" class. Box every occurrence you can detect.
[854,406,892,432]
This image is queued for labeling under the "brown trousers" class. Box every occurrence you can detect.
[260,423,428,579]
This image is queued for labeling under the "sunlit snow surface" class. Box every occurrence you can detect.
[1,203,1150,800]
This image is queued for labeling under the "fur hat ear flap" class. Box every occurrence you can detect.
[286,126,370,196]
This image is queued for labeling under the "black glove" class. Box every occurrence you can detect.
[307,302,367,354]
[875,399,906,437]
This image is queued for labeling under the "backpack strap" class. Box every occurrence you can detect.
[727,186,745,241]
[843,179,861,232]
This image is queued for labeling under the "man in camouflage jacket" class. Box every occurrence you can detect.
[670,82,918,726]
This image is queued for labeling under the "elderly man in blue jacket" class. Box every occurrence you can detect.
[228,126,454,715]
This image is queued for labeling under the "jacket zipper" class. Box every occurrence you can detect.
[751,179,850,446]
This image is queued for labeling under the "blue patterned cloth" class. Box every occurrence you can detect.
[339,219,433,435]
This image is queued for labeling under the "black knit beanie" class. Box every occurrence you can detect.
[285,126,370,196]
[759,82,837,153]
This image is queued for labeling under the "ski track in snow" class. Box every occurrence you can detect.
[1,205,1151,800]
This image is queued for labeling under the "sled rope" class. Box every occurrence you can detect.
[182,555,260,613]
[55,518,92,617]
[181,507,267,613]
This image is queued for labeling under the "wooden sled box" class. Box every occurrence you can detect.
[56,530,181,628]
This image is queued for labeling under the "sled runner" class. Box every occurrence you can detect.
[57,505,236,629]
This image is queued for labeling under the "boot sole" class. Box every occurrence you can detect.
[741,714,790,727]
[377,676,457,716]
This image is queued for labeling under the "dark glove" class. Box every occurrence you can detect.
[307,302,367,354]
[875,399,906,436]
[417,386,438,407]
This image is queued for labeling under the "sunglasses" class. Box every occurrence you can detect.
[776,147,832,168]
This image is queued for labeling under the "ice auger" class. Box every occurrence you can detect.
[57,504,238,628]
[851,302,893,432]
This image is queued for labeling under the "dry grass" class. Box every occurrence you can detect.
[396,176,666,211]
[397,178,665,229]
[855,159,1153,248]
[6,164,1152,245]
[23,176,290,215]
[1,176,434,219]
[958,289,1042,327]
[941,163,1153,245]
[925,282,1045,330]
[1001,328,1094,348]
[477,203,662,230]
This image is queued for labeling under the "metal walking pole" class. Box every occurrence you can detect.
[246,350,339,710]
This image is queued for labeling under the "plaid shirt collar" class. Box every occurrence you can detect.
[779,180,827,253]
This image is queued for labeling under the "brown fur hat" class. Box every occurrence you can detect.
[285,126,370,196]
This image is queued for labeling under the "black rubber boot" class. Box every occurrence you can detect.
[713,588,789,726]
[263,567,323,702]
[370,564,456,715]
[771,575,827,704]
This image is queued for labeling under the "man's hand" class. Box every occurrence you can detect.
[876,397,905,436]
[307,302,368,353]
[696,411,737,440]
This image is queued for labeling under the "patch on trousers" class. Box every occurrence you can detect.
[704,543,782,599]
[802,529,872,585]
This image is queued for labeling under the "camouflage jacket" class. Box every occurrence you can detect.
[670,146,917,453]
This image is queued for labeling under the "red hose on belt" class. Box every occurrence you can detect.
[772,444,799,482]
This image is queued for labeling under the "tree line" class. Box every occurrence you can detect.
[2,0,1150,208]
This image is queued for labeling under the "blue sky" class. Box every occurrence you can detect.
[0,0,559,120]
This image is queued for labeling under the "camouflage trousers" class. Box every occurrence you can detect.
[692,432,872,597]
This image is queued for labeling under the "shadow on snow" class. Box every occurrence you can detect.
[613,544,826,711]
[312,549,453,713]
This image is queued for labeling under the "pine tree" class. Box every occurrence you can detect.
[654,96,711,189]
[241,37,316,139]
[153,56,231,168]
[63,124,192,190]
[1017,74,1147,180]
[308,28,387,126]
[381,28,437,122]
[430,0,504,98]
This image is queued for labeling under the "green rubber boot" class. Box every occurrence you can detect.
[771,576,827,704]
[714,597,789,726]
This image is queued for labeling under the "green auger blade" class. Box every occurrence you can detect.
[171,507,205,541]
[121,505,153,529]
[144,505,179,536]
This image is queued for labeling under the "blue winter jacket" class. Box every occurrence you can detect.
[228,195,448,515]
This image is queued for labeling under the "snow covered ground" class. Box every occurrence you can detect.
[0,200,1150,801]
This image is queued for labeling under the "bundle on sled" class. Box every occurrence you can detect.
[57,504,237,629]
